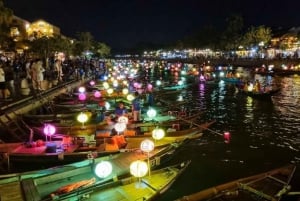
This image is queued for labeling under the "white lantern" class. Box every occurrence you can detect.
[94,161,113,178]
[114,122,126,133]
[140,139,154,153]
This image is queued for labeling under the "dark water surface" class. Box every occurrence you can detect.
[158,75,300,200]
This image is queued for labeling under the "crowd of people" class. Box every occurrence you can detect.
[0,55,107,100]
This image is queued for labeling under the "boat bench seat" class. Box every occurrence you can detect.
[21,178,41,201]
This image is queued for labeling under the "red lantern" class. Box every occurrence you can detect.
[224,132,231,143]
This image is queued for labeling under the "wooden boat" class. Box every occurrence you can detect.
[220,77,241,84]
[175,164,296,201]
[5,119,204,166]
[238,88,280,100]
[0,142,185,201]
[45,160,191,201]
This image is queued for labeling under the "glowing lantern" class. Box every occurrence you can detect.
[122,88,129,95]
[147,108,157,120]
[77,112,88,129]
[94,90,101,98]
[130,160,148,178]
[224,132,231,143]
[43,124,56,141]
[140,139,154,176]
[152,128,165,141]
[78,86,86,93]
[147,83,153,91]
[133,82,139,88]
[126,94,135,101]
[94,161,113,178]
[107,88,114,95]
[140,139,154,153]
[89,80,95,86]
[105,102,110,110]
[114,122,126,134]
[78,93,86,101]
[156,80,161,86]
[103,82,109,89]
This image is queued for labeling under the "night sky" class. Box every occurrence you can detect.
[5,0,300,51]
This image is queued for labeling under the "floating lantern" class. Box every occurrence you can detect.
[94,161,113,178]
[130,160,148,178]
[152,128,165,141]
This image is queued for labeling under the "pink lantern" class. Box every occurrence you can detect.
[94,90,101,98]
[43,124,56,141]
[90,80,95,86]
[78,93,86,101]
[147,83,153,91]
[133,82,139,88]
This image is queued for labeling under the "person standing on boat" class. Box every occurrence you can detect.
[115,101,128,117]
[132,92,142,122]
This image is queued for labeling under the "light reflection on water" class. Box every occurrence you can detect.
[159,74,300,201]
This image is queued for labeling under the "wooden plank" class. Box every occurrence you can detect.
[0,181,23,201]
[21,178,41,201]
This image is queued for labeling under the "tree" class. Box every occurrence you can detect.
[75,32,94,55]
[221,14,244,51]
[241,26,272,48]
[93,42,111,58]
[0,0,14,50]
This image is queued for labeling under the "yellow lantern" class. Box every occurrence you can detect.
[152,128,165,140]
[130,160,148,178]
[77,112,88,129]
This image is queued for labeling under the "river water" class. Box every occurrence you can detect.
[156,72,300,200]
